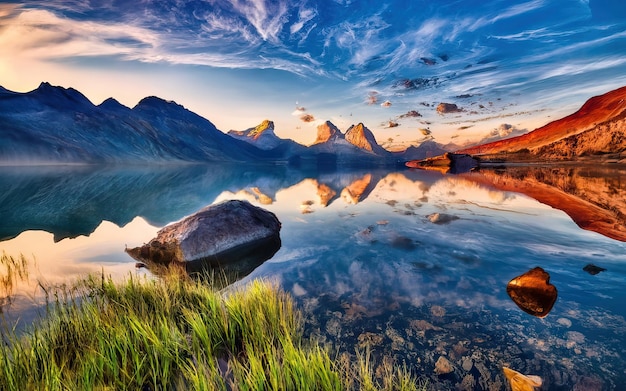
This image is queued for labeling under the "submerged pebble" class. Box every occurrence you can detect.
[557,317,572,328]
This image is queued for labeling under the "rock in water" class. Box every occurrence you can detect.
[502,367,542,391]
[583,263,607,275]
[434,356,454,375]
[126,200,281,274]
[506,267,557,318]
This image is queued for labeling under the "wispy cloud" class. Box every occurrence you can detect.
[290,5,317,35]
[2,0,626,135]
[0,8,160,59]
[230,0,289,43]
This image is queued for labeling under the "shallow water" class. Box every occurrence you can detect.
[1,164,625,390]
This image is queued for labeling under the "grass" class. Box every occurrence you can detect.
[0,263,427,391]
[0,252,29,309]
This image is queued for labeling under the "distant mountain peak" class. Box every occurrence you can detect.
[37,81,52,89]
[345,123,387,155]
[313,120,344,145]
[31,81,94,108]
[249,119,275,140]
[134,96,185,111]
[227,119,281,150]
[98,97,130,111]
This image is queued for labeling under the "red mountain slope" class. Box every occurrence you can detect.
[459,86,626,155]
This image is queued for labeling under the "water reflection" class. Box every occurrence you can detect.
[461,165,626,242]
[1,165,626,389]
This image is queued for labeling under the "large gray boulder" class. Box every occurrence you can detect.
[126,200,281,273]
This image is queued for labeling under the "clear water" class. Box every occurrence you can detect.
[1,164,625,390]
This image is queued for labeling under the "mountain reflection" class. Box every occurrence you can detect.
[2,164,626,244]
[461,165,626,242]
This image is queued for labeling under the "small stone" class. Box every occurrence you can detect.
[462,357,474,371]
[431,305,446,317]
[566,331,585,343]
[583,263,606,275]
[557,318,572,328]
[573,376,603,391]
[428,212,459,224]
[357,332,384,348]
[434,356,454,375]
[410,319,442,331]
[503,367,542,390]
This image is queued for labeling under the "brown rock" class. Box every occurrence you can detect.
[434,356,454,375]
[126,200,281,274]
[506,267,558,318]
[503,367,542,391]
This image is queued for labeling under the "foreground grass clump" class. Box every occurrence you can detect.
[0,271,425,390]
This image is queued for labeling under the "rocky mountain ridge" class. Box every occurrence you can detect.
[0,82,444,166]
[227,120,283,150]
[459,85,626,159]
[0,82,264,163]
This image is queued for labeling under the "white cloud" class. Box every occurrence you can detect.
[290,7,317,35]
[230,0,289,43]
[0,8,160,60]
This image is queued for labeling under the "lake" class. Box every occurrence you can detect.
[1,163,625,390]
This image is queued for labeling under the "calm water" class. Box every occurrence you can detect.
[1,164,626,390]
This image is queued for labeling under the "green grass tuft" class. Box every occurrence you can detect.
[0,267,427,390]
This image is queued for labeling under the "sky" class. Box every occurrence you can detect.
[1,0,626,149]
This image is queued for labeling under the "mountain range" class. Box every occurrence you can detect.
[0,83,443,166]
[458,85,626,160]
[4,82,625,166]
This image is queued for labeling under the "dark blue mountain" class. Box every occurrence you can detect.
[0,82,268,164]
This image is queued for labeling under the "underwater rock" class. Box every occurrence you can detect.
[428,212,459,224]
[573,376,603,391]
[557,318,572,328]
[357,332,383,348]
[434,356,454,375]
[462,357,473,372]
[126,200,281,274]
[506,267,558,318]
[503,367,542,391]
[583,263,606,275]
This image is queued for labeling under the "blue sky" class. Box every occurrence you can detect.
[1,0,625,148]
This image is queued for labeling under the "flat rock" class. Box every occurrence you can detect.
[126,200,281,272]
